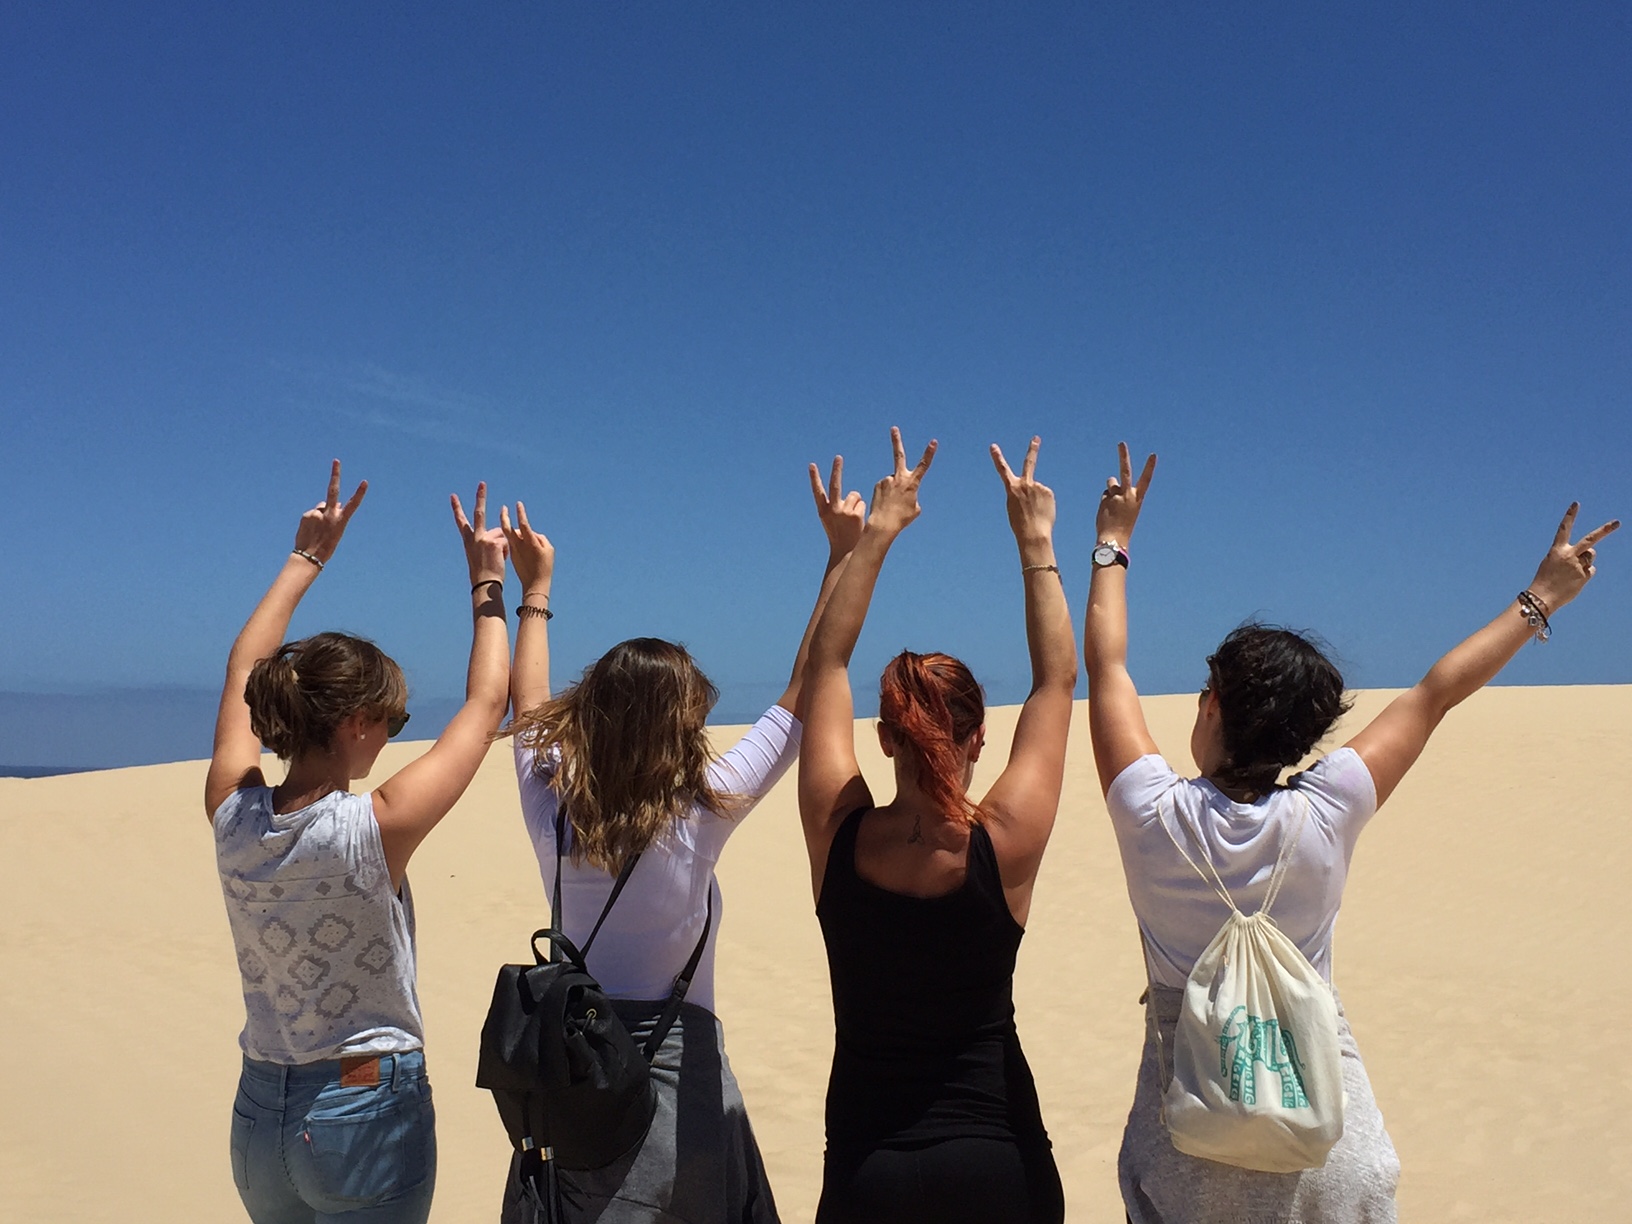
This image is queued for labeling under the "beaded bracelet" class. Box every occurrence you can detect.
[292,549,324,570]
[517,604,554,621]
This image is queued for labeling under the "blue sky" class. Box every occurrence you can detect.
[2,2,1628,768]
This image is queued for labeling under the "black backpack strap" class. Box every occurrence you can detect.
[552,809,642,961]
[641,879,714,1061]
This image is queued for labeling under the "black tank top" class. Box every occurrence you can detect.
[816,807,1051,1154]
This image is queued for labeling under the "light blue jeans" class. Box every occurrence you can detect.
[231,1051,437,1224]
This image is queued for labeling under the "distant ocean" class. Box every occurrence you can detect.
[0,765,96,779]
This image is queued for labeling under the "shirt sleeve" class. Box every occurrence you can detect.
[1291,746,1378,850]
[708,704,801,801]
[514,738,561,854]
[1105,753,1185,830]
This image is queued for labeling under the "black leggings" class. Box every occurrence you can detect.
[817,1137,1065,1224]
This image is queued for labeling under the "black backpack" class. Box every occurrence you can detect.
[476,811,712,1174]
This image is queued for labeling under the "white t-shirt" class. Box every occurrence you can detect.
[514,705,800,1012]
[1106,748,1378,990]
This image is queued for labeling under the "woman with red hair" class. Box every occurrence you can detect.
[798,428,1076,1224]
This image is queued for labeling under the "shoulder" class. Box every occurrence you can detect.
[1105,754,1189,829]
[1289,747,1378,822]
[212,785,270,837]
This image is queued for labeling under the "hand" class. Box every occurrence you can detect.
[452,482,508,586]
[991,436,1057,544]
[500,500,555,592]
[292,459,367,563]
[809,456,866,558]
[866,427,937,536]
[1096,441,1156,547]
[1527,502,1619,612]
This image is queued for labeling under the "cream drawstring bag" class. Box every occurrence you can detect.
[1153,794,1345,1173]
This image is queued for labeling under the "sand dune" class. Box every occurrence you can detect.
[2,686,1627,1222]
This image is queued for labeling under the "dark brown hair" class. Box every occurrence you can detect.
[507,638,734,873]
[244,632,408,760]
[878,650,986,824]
[1208,623,1352,792]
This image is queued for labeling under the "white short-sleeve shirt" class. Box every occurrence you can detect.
[1106,747,1378,990]
[514,705,800,1012]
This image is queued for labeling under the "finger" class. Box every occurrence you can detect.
[808,463,827,508]
[1118,442,1132,489]
[1135,453,1157,499]
[516,500,532,535]
[500,505,514,539]
[912,439,937,479]
[829,456,844,502]
[891,426,907,474]
[1578,519,1621,548]
[1106,477,1118,492]
[325,459,341,509]
[990,443,1016,484]
[341,479,368,521]
[1553,502,1580,547]
[1022,436,1039,482]
[450,493,471,532]
[843,491,864,513]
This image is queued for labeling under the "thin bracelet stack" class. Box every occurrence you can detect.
[516,604,554,621]
[292,549,324,570]
[1516,589,1552,642]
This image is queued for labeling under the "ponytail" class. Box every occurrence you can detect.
[244,632,407,760]
[878,651,986,824]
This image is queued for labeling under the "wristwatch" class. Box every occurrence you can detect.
[1091,540,1129,570]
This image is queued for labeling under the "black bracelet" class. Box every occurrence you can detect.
[1516,590,1552,643]
[516,604,554,621]
[472,578,504,595]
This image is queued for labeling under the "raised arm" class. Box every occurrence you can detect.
[773,456,867,716]
[370,483,512,887]
[1083,442,1160,796]
[1347,502,1618,807]
[205,460,366,820]
[979,438,1079,903]
[500,500,555,717]
[797,428,936,895]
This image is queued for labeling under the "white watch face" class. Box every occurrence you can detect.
[1093,543,1118,566]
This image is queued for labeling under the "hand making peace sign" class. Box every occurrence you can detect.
[292,459,368,565]
[1095,441,1157,547]
[866,426,938,536]
[990,435,1057,544]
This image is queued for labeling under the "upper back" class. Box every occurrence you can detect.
[1105,748,1379,988]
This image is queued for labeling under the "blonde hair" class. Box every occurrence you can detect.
[244,632,408,759]
[507,638,736,873]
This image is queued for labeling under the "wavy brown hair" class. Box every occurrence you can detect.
[507,638,736,873]
[878,650,987,825]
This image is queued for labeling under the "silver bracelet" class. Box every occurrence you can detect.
[292,549,324,570]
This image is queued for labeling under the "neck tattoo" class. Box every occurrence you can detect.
[907,813,924,845]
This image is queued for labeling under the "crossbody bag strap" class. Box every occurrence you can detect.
[1156,788,1312,919]
[641,879,715,1062]
[552,809,643,961]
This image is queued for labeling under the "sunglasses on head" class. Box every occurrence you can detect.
[387,711,411,738]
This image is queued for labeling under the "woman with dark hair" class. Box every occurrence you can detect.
[496,463,862,1224]
[798,430,1075,1224]
[207,462,512,1223]
[1083,442,1618,1223]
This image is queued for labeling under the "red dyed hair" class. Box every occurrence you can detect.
[878,650,986,824]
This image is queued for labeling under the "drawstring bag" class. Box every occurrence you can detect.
[477,811,711,1216]
[1152,794,1345,1173]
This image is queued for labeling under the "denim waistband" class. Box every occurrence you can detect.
[240,1049,426,1089]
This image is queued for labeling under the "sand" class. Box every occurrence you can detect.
[2,685,1628,1222]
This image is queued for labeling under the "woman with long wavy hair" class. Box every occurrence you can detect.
[208,463,511,1224]
[495,464,863,1224]
[1083,441,1617,1223]
[797,429,1075,1224]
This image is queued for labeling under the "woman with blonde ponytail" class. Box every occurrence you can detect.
[798,429,1076,1224]
[206,462,512,1224]
[495,465,863,1224]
